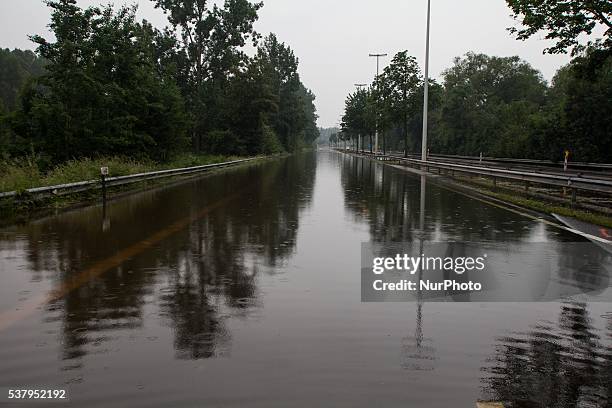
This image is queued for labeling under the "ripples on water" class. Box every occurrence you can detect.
[0,152,609,407]
[482,302,612,407]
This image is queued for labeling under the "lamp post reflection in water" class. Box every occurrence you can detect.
[417,175,426,347]
[401,174,436,371]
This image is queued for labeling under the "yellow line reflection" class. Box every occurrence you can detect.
[0,193,238,332]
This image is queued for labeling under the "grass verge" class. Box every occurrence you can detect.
[478,189,612,229]
[449,175,612,228]
[0,154,241,193]
[0,153,266,226]
[374,155,612,229]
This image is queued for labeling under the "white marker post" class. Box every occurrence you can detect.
[100,166,109,200]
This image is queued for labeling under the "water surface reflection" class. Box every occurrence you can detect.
[3,155,316,364]
[0,151,609,407]
[482,302,612,407]
[340,154,541,243]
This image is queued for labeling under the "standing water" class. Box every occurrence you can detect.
[0,151,610,407]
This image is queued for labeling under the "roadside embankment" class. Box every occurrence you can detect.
[0,154,240,193]
[0,153,280,224]
[339,149,612,229]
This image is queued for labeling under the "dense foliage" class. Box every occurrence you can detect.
[433,53,547,158]
[543,46,612,162]
[506,0,611,55]
[341,46,611,163]
[0,0,319,167]
[341,0,611,164]
[0,49,46,111]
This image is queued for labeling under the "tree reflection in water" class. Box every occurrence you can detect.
[482,302,611,407]
[339,154,536,244]
[339,154,544,372]
[13,154,316,363]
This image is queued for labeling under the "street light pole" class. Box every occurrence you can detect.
[369,53,387,155]
[421,0,431,162]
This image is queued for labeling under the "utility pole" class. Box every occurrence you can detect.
[369,53,387,155]
[421,0,431,162]
[355,83,367,153]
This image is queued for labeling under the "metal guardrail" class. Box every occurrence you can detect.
[340,146,612,174]
[423,153,612,171]
[0,157,258,200]
[339,149,612,195]
[381,150,612,177]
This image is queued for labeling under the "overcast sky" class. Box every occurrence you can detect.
[1,0,575,128]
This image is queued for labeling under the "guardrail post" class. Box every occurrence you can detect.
[492,176,497,190]
[571,188,577,208]
[525,181,530,192]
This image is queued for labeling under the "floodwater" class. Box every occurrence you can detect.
[0,151,610,407]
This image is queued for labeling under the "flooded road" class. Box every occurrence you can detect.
[1,151,610,407]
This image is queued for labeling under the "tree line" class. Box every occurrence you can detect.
[340,0,611,163]
[0,0,319,168]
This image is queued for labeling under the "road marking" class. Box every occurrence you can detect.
[477,403,504,408]
[0,193,240,332]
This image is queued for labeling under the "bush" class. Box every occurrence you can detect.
[0,158,41,192]
[202,130,245,155]
[260,122,283,154]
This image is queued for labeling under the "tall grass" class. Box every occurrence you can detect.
[0,157,41,192]
[0,154,244,193]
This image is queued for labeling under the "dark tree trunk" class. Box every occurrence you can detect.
[383,131,386,155]
[404,111,409,158]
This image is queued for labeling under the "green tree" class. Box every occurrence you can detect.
[202,33,317,155]
[0,101,9,158]
[253,34,317,152]
[1,0,318,164]
[220,53,278,155]
[376,51,422,156]
[20,0,188,163]
[341,87,375,152]
[298,84,320,147]
[0,48,46,111]
[433,53,547,157]
[329,132,338,147]
[407,79,443,155]
[152,0,262,150]
[545,45,612,162]
[506,0,612,55]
